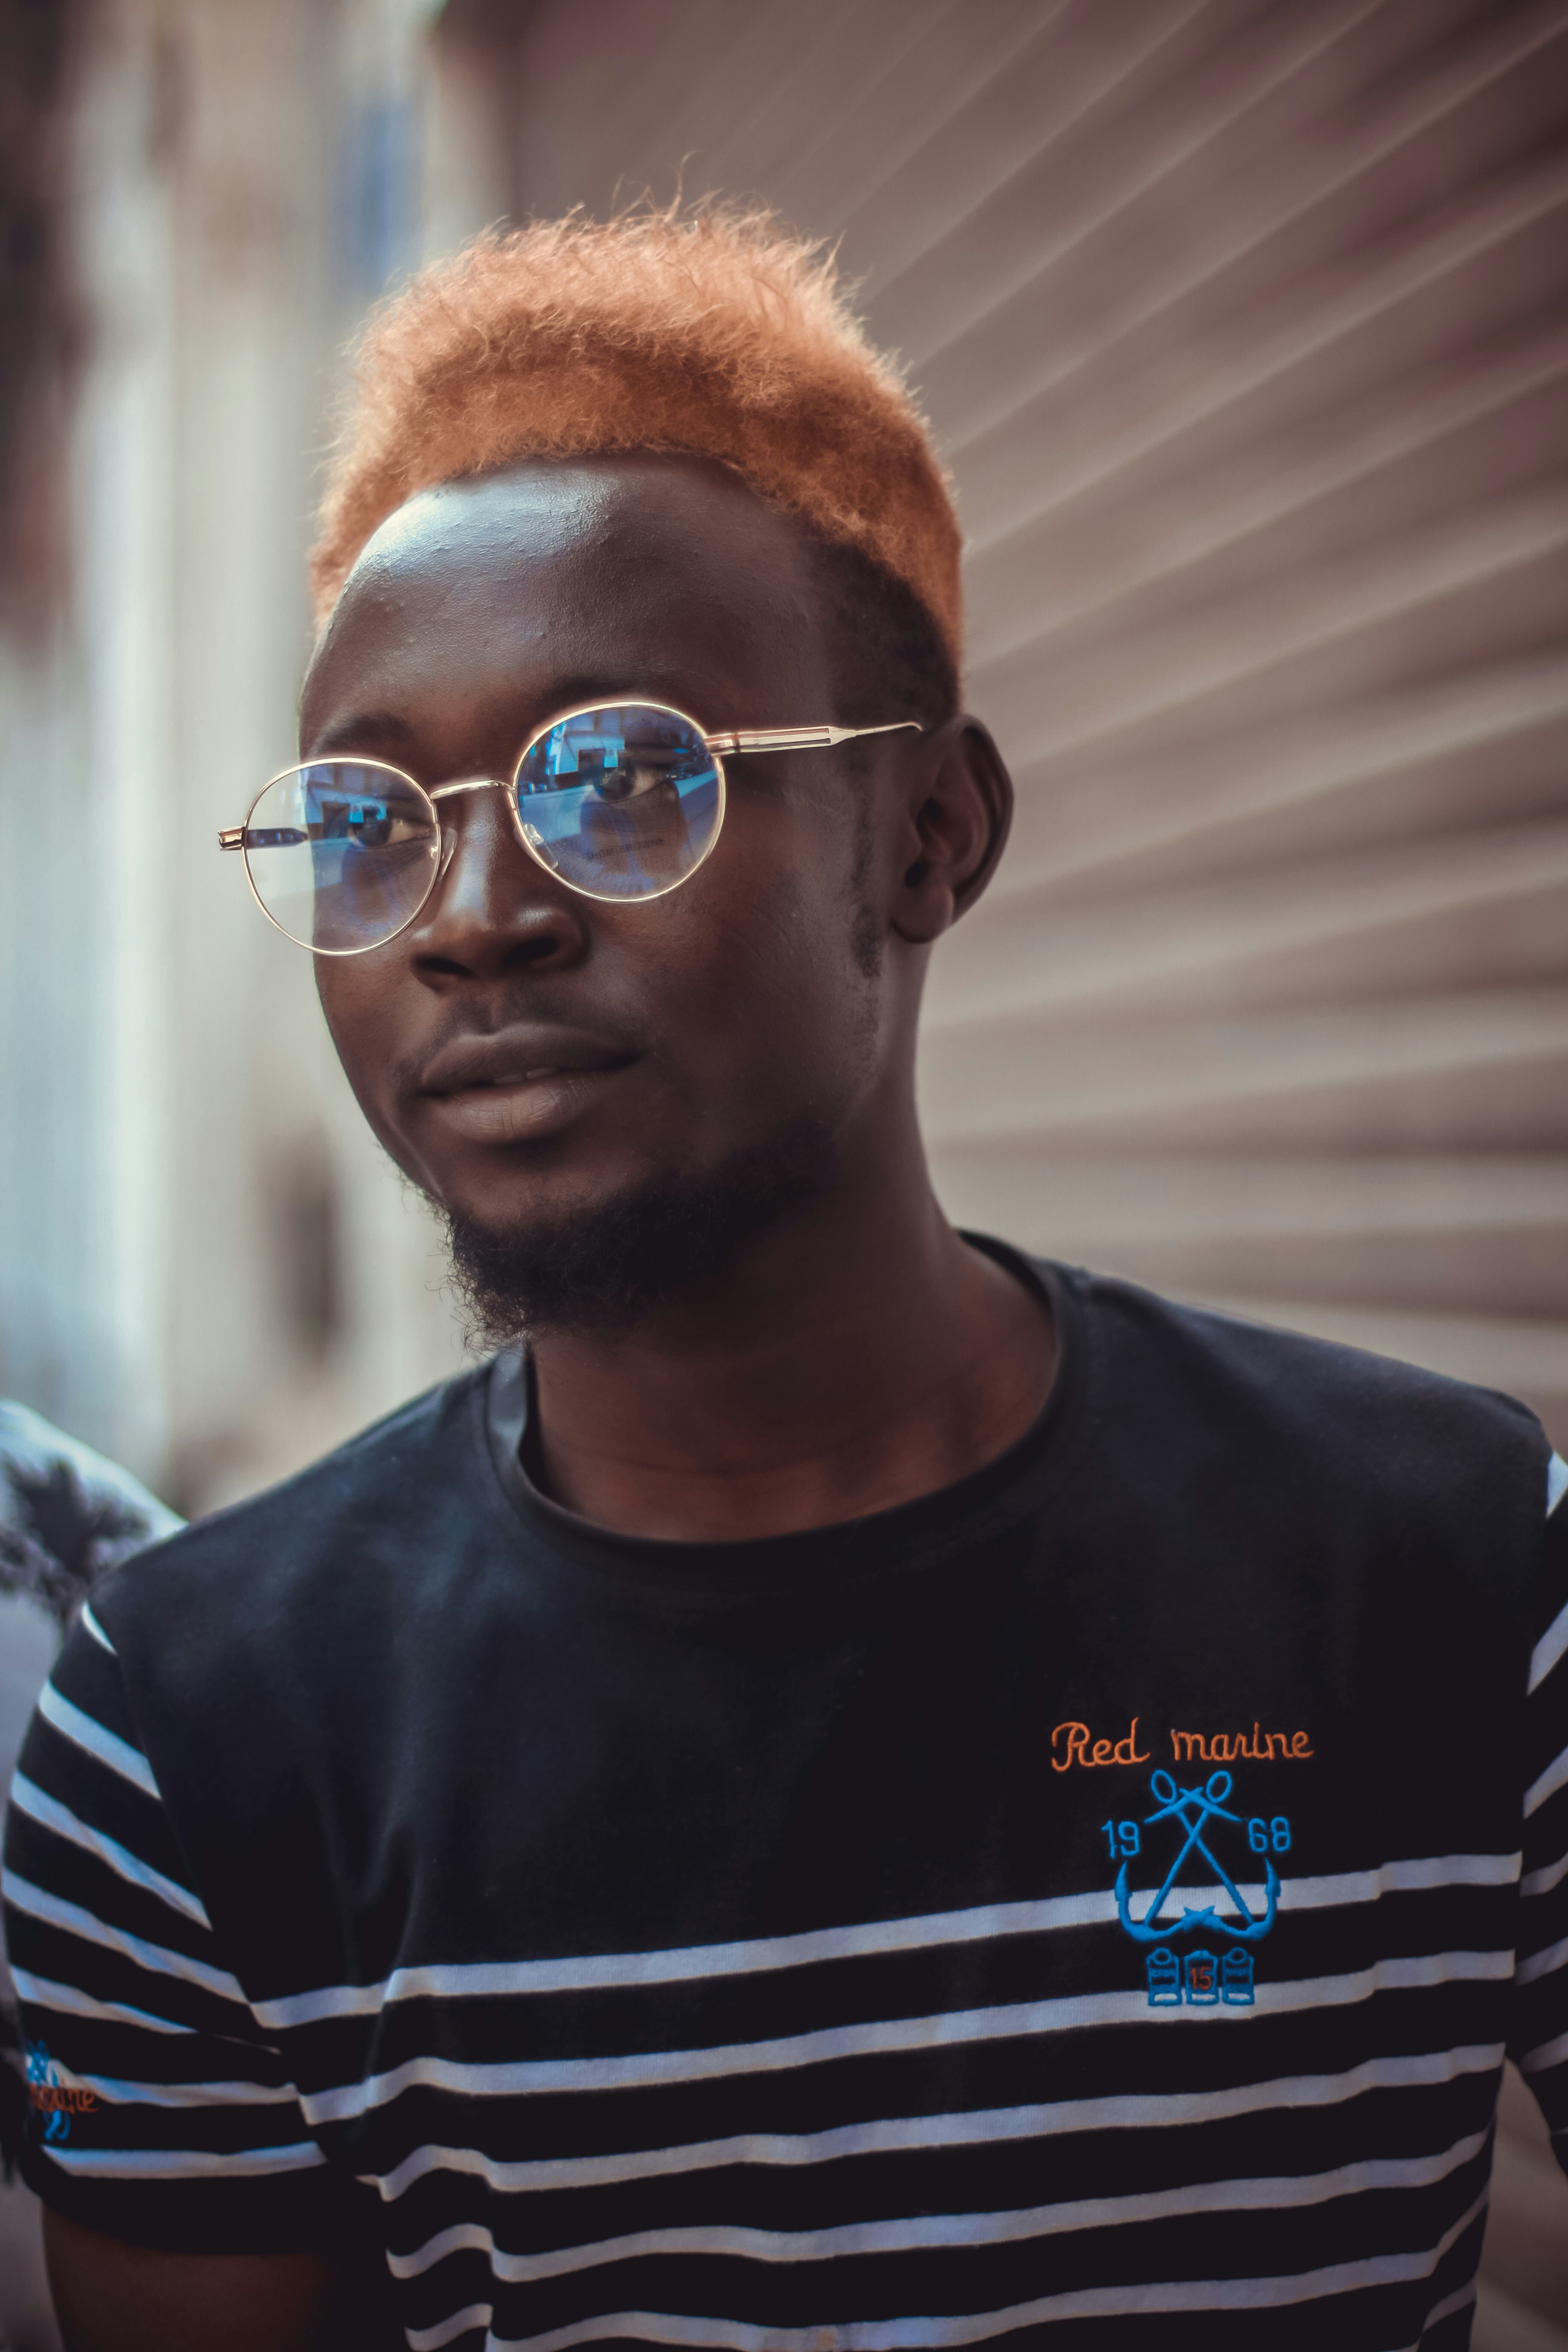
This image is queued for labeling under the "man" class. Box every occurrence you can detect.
[5,208,1566,2351]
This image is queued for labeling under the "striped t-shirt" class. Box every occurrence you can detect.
[5,1254,1567,2350]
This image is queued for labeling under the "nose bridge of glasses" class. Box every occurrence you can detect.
[425,773,561,894]
[429,776,510,802]
[429,777,512,875]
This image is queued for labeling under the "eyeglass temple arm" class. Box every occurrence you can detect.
[704,721,921,757]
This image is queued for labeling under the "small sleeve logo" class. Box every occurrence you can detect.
[24,2040,97,2145]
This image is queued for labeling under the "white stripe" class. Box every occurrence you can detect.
[1516,1929,1568,1986]
[256,1851,1518,2030]
[266,1889,1127,2025]
[1522,1841,1568,1899]
[365,2043,1504,2205]
[1359,1851,1518,1892]
[1549,1452,1568,1516]
[9,1966,195,2037]
[438,2186,1492,2352]
[1401,2280,1478,2345]
[412,2306,492,2352]
[9,1772,209,1926]
[75,2072,300,2110]
[2,1870,247,2006]
[1521,2022,1568,2075]
[1525,1738,1568,1819]
[1530,1595,1568,1696]
[37,1684,157,1798]
[393,2129,1489,2285]
[80,1604,115,1654]
[45,2140,325,2180]
[305,1948,1513,2126]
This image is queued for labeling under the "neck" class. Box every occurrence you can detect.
[527,1117,1057,1542]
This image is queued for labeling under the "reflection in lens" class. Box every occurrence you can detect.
[514,706,720,899]
[242,763,438,952]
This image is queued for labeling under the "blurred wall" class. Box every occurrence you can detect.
[0,0,471,1511]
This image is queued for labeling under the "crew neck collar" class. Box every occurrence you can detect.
[480,1239,1088,1605]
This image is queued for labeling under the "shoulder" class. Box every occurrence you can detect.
[1057,1261,1550,1536]
[71,1363,514,1847]
[88,1362,500,1674]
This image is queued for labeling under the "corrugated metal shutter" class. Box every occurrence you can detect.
[481,0,1568,1454]
[445,3,1568,2336]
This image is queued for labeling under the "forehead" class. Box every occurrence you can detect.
[299,456,830,761]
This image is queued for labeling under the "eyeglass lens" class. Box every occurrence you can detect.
[514,706,720,900]
[242,763,441,953]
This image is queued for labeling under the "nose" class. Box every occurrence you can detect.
[407,782,589,982]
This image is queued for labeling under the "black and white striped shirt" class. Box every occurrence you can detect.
[5,1256,1567,2349]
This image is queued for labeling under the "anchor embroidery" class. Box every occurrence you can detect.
[1115,1769,1279,1945]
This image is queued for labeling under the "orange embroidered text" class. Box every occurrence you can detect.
[1051,1718,1151,1771]
[28,2083,98,2114]
[1170,1726,1313,1764]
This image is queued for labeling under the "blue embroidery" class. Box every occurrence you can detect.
[1145,1947,1182,2006]
[1144,1942,1257,2007]
[1222,1948,1255,2005]
[1116,1770,1280,1945]
[1246,1817,1292,1854]
[24,2038,73,2144]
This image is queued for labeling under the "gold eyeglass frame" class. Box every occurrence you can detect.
[218,701,920,954]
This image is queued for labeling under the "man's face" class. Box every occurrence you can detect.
[301,456,917,1332]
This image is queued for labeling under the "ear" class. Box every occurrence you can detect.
[891,718,1014,946]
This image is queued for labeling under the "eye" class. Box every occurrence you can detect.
[376,806,436,851]
[322,799,429,850]
[596,750,681,804]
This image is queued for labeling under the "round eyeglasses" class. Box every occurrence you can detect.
[218,702,920,954]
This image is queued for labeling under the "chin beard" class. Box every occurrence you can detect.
[440,1124,836,1348]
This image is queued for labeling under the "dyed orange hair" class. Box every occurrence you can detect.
[309,206,963,670]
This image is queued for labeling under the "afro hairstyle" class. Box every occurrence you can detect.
[309,205,963,725]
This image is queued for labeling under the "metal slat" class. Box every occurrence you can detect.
[977,496,1568,762]
[923,1158,1568,1318]
[928,0,1568,458]
[923,1153,1568,1245]
[837,0,1223,306]
[928,818,1568,1029]
[771,0,1065,244]
[965,332,1568,643]
[956,159,1568,575]
[996,660,1568,898]
[881,0,1387,378]
[918,991,1568,1147]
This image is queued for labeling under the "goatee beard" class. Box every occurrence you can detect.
[440,1124,835,1348]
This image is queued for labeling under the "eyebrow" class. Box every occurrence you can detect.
[307,710,418,758]
[305,671,705,765]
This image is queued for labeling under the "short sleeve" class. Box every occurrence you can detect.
[1,1603,338,2252]
[1511,1451,1568,2175]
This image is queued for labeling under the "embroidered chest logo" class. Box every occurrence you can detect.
[1107,1770,1291,2009]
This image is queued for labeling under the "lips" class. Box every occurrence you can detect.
[416,1025,635,1146]
[420,1026,633,1097]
